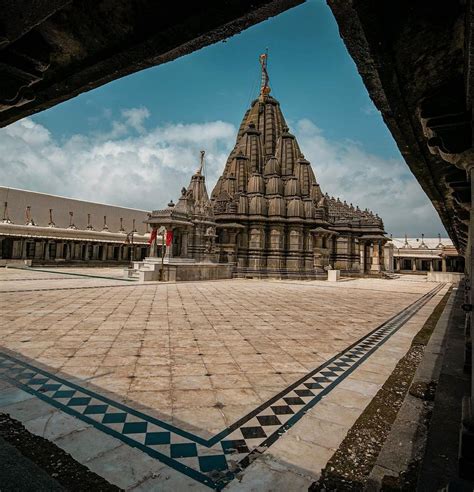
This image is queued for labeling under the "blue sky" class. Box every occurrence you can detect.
[0,0,446,237]
[35,0,394,157]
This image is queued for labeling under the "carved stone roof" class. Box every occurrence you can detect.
[211,79,383,229]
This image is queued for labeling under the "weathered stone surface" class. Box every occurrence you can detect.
[0,1,303,127]
[327,0,472,252]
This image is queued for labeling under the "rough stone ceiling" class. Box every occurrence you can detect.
[0,0,303,128]
[327,0,472,253]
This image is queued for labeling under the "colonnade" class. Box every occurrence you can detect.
[0,236,148,264]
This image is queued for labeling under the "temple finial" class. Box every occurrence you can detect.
[259,49,271,98]
[197,150,205,175]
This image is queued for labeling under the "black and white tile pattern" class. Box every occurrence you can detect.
[0,283,445,490]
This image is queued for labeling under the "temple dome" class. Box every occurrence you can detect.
[222,176,236,195]
[268,196,286,216]
[236,123,265,174]
[249,195,267,215]
[238,194,249,214]
[226,152,250,193]
[266,176,283,196]
[294,155,313,197]
[304,198,315,219]
[275,126,300,176]
[247,173,265,194]
[287,197,305,218]
[264,156,280,176]
[284,176,301,197]
[311,182,323,202]
[237,96,286,156]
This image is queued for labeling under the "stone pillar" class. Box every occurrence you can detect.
[312,234,324,273]
[165,229,173,261]
[379,240,385,271]
[429,260,434,272]
[370,241,381,272]
[359,241,365,273]
[149,234,157,258]
[442,257,447,272]
[412,259,417,271]
[459,164,474,477]
[181,230,189,258]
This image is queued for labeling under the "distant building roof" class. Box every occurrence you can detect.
[391,237,453,250]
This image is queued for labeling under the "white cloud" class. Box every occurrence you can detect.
[0,110,235,212]
[0,109,445,237]
[121,107,150,133]
[294,119,446,237]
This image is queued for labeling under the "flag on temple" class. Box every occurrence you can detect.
[166,230,173,247]
[148,228,157,245]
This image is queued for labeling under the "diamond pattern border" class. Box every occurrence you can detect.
[0,283,445,490]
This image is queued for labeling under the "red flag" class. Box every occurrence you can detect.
[148,227,157,245]
[166,230,173,247]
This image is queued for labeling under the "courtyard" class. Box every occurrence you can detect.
[0,268,449,490]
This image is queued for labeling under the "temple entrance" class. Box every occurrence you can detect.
[421,260,431,271]
[49,242,57,259]
[0,238,13,259]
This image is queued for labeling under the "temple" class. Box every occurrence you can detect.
[135,54,387,280]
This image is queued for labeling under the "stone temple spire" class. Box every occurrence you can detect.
[208,56,385,278]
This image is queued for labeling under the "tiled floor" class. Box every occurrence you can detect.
[0,268,449,490]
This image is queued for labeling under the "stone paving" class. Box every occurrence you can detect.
[0,268,450,490]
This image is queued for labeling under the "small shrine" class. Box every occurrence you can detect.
[131,152,233,281]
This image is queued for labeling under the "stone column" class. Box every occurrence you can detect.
[459,163,474,475]
[181,230,189,258]
[312,234,324,272]
[442,257,447,272]
[165,229,173,261]
[359,241,365,273]
[379,240,385,271]
[370,241,381,272]
[430,260,434,272]
[412,259,417,271]
[149,232,157,258]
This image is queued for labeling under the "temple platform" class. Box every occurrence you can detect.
[126,257,234,282]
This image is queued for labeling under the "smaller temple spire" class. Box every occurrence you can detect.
[420,233,427,248]
[25,206,35,226]
[437,233,443,248]
[86,213,94,230]
[102,215,109,232]
[2,202,12,224]
[68,211,77,229]
[119,217,125,233]
[404,233,410,247]
[48,208,55,227]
